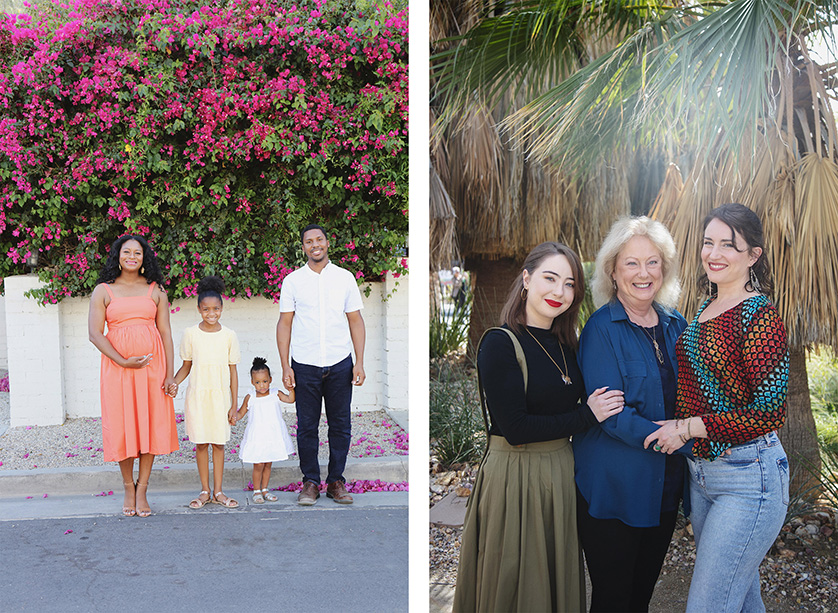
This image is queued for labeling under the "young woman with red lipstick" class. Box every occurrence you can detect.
[453,242,625,613]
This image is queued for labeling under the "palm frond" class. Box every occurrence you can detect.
[506,0,835,174]
[430,160,460,272]
[792,153,838,349]
[432,0,680,125]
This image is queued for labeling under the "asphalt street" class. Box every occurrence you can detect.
[0,490,408,612]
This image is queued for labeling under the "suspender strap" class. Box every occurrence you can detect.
[474,327,528,470]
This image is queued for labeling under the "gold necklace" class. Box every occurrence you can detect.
[526,329,572,385]
[641,325,664,364]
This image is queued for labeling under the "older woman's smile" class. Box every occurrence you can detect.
[612,235,663,314]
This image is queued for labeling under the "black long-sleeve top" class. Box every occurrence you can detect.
[477,325,598,446]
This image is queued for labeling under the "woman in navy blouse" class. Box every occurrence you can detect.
[573,217,690,612]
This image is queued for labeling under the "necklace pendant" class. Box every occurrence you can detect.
[562,374,572,385]
[653,341,664,364]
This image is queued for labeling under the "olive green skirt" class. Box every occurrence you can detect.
[452,436,585,613]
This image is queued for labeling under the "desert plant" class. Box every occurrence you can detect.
[430,363,485,468]
[807,347,838,454]
[430,294,471,359]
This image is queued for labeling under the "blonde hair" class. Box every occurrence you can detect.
[591,216,681,309]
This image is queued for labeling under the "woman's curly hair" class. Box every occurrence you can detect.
[96,235,166,286]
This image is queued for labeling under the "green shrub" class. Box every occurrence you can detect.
[807,347,838,453]
[429,363,485,468]
[430,298,470,359]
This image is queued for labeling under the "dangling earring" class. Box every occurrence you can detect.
[749,266,761,293]
[521,286,528,301]
[141,265,145,275]
[612,278,617,292]
[119,263,122,271]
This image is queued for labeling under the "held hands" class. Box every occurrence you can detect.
[352,363,366,386]
[228,406,238,426]
[163,376,178,398]
[644,419,688,454]
[282,366,295,390]
[587,387,624,423]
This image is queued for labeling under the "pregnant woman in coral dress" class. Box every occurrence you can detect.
[88,235,179,517]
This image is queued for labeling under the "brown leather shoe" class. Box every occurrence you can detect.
[297,481,320,506]
[326,480,353,504]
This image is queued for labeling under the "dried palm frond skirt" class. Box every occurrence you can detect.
[453,435,585,613]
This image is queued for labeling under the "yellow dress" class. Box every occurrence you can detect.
[179,325,240,444]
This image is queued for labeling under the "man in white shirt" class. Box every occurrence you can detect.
[277,224,366,505]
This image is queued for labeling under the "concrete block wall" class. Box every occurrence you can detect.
[5,271,409,425]
[6,276,66,426]
[0,288,7,370]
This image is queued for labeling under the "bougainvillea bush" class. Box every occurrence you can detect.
[0,0,408,303]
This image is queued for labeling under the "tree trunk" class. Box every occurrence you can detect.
[465,256,521,358]
[778,346,821,499]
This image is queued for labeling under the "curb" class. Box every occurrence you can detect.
[0,454,408,498]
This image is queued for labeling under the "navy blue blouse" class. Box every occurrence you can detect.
[573,300,690,528]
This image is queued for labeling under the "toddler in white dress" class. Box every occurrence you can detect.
[231,357,295,503]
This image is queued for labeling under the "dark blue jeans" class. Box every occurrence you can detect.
[292,355,353,485]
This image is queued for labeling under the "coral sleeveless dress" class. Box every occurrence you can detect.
[99,282,178,462]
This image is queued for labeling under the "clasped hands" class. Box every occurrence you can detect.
[643,419,690,455]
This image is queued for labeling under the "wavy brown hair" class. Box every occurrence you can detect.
[499,242,585,350]
[698,203,773,297]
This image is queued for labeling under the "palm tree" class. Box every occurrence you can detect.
[433,0,838,489]
[431,0,643,348]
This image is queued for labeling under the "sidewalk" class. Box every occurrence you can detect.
[0,407,409,514]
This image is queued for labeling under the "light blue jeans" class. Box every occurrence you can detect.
[686,431,789,613]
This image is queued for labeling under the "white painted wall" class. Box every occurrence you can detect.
[0,288,7,370]
[5,271,408,425]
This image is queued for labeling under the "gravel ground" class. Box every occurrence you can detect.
[0,390,408,471]
[430,459,838,613]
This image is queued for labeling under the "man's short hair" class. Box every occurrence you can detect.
[300,224,328,243]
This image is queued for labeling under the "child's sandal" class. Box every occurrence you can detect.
[211,491,239,508]
[189,490,211,509]
[262,489,278,502]
[252,490,265,504]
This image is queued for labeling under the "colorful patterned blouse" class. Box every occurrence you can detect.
[675,294,788,460]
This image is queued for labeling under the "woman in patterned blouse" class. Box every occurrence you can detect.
[645,203,789,613]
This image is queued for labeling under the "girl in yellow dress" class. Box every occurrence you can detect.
[174,276,241,509]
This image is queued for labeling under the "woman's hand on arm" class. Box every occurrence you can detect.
[578,319,659,448]
[586,387,625,423]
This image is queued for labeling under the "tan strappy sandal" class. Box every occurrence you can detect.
[122,481,136,517]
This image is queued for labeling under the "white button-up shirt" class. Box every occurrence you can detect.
[278,261,364,367]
